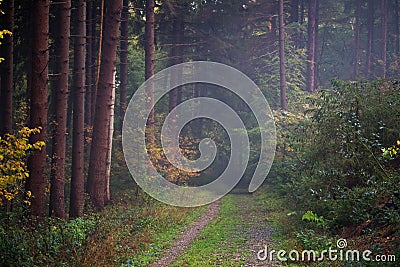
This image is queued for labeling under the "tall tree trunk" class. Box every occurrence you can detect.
[175,16,184,105]
[49,0,71,219]
[298,0,305,49]
[169,15,184,112]
[86,0,102,127]
[290,0,299,24]
[70,0,86,218]
[395,0,400,57]
[90,4,97,126]
[85,0,93,126]
[289,0,299,48]
[105,67,116,204]
[278,0,287,110]
[145,0,155,129]
[87,0,122,210]
[93,0,105,121]
[314,0,319,87]
[27,0,49,217]
[306,0,317,92]
[366,0,374,78]
[0,0,14,136]
[380,0,387,78]
[119,0,129,132]
[353,0,361,79]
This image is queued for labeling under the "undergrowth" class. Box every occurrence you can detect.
[0,189,206,267]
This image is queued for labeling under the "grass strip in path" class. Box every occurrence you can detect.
[169,194,250,266]
[169,192,281,267]
[149,200,221,267]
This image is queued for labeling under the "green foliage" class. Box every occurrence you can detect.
[274,79,400,230]
[0,190,206,266]
[257,38,306,109]
[294,229,333,252]
[0,217,96,267]
[302,210,325,226]
[381,140,400,160]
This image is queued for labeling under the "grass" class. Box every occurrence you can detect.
[0,188,207,267]
[170,194,248,267]
[81,191,207,267]
[248,185,400,267]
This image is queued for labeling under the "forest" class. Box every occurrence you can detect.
[0,0,399,266]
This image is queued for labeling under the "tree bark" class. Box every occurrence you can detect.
[145,0,155,129]
[278,0,287,110]
[353,0,361,79]
[85,0,93,126]
[105,67,116,204]
[87,0,122,210]
[298,0,305,49]
[169,14,184,112]
[27,0,49,217]
[0,0,14,136]
[396,0,400,56]
[380,0,387,78]
[70,0,86,218]
[94,0,105,108]
[290,0,299,24]
[366,0,374,78]
[119,0,129,132]
[90,3,97,126]
[306,0,317,92]
[49,0,71,219]
[314,0,319,87]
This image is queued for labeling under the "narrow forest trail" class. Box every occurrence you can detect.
[149,200,221,267]
[233,194,280,266]
[150,194,280,266]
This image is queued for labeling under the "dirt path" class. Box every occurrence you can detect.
[150,194,279,266]
[234,194,280,266]
[149,200,221,267]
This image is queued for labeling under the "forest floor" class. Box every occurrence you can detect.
[129,185,399,267]
[148,192,280,267]
[149,200,221,267]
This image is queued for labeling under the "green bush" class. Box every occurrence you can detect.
[0,217,96,266]
[274,79,400,230]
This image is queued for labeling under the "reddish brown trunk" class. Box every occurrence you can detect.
[306,0,317,92]
[93,0,105,121]
[169,15,184,112]
[396,0,400,56]
[119,0,129,131]
[90,0,98,126]
[70,0,86,218]
[381,0,387,78]
[366,0,374,78]
[27,0,50,217]
[278,0,287,110]
[298,0,305,49]
[314,0,319,86]
[49,0,71,219]
[145,0,155,129]
[290,0,299,24]
[0,0,14,136]
[85,0,93,126]
[354,0,361,79]
[87,0,122,210]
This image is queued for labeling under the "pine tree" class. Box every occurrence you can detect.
[87,0,122,210]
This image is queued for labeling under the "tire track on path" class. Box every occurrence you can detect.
[149,200,221,267]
